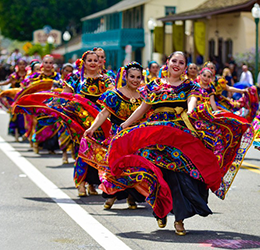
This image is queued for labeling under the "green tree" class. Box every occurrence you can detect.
[0,0,120,41]
[27,43,45,57]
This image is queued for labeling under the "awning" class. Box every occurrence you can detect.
[158,0,258,22]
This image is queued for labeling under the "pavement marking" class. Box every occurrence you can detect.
[0,136,132,250]
[242,161,260,174]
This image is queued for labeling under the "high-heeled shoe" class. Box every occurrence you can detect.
[127,196,137,209]
[87,184,98,195]
[174,221,186,236]
[15,128,19,142]
[157,216,167,228]
[77,182,87,197]
[33,142,39,154]
[62,152,69,164]
[22,134,27,141]
[62,158,69,164]
[104,197,116,209]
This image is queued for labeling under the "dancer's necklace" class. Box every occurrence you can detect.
[125,86,136,104]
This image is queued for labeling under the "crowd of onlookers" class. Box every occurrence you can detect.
[0,49,42,82]
[1,48,260,91]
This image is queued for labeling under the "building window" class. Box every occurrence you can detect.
[225,39,233,63]
[208,39,215,61]
[218,38,223,67]
[165,6,176,16]
[123,6,143,29]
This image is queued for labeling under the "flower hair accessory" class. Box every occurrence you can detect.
[76,50,97,81]
[115,61,143,88]
[200,67,213,75]
[75,58,83,71]
[124,61,143,71]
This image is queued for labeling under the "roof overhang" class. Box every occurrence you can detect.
[158,0,258,22]
[81,0,148,21]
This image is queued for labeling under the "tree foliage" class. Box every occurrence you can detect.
[0,0,120,41]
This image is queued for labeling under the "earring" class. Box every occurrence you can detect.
[180,72,186,81]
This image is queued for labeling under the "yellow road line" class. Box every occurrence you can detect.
[242,161,260,174]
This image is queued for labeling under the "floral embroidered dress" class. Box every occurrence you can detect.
[65,72,112,103]
[101,78,253,219]
[14,71,114,186]
[195,84,215,106]
[28,72,62,150]
[0,71,27,137]
[21,71,61,87]
[212,78,258,123]
[252,114,260,150]
[13,72,113,145]
[75,89,143,188]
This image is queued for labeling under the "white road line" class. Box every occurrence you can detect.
[0,136,132,250]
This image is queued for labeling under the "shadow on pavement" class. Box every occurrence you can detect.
[23,196,152,216]
[116,230,260,249]
[46,163,74,169]
[243,158,260,162]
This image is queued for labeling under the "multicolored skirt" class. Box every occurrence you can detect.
[253,115,260,150]
[0,88,26,136]
[12,91,111,144]
[98,103,253,218]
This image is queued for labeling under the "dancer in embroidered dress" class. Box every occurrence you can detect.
[186,63,198,81]
[145,61,160,83]
[23,60,41,83]
[93,47,116,83]
[19,59,41,145]
[195,67,219,111]
[0,58,27,141]
[204,61,258,122]
[63,50,113,195]
[78,62,146,209]
[13,51,112,166]
[57,63,75,163]
[102,51,253,235]
[27,55,61,154]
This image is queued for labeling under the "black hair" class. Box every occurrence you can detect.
[168,51,187,66]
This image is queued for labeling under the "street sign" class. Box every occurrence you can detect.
[43,25,52,34]
[33,29,62,45]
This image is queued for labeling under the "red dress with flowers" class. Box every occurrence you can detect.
[101,78,253,219]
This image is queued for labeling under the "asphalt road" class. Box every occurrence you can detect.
[0,110,260,250]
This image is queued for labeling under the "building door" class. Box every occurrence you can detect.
[218,38,223,72]
[208,39,215,61]
[135,48,142,65]
[225,39,233,64]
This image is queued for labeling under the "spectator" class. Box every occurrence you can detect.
[257,72,260,97]
[240,64,253,85]
[31,51,41,62]
[229,63,238,83]
[24,53,32,64]
[222,68,234,98]
[7,48,22,66]
[196,53,204,66]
